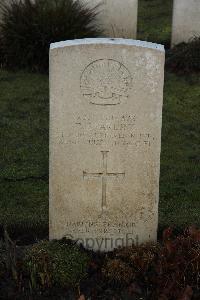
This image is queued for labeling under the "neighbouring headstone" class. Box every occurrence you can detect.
[49,38,165,251]
[172,0,200,46]
[82,0,138,39]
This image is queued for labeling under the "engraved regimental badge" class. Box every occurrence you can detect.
[80,59,132,106]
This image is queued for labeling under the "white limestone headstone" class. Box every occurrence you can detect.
[172,0,200,46]
[82,0,138,39]
[49,38,165,252]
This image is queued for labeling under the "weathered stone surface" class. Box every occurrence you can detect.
[82,0,138,38]
[49,38,165,251]
[172,0,200,46]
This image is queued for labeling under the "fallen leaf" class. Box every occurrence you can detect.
[78,295,85,300]
[188,226,200,241]
[163,227,173,241]
[128,282,142,295]
[178,286,193,300]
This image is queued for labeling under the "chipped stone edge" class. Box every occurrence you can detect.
[50,38,165,52]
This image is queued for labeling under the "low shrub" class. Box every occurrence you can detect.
[102,258,135,286]
[1,228,200,299]
[102,243,157,289]
[23,239,90,291]
[101,227,200,299]
[0,0,101,72]
[166,37,200,73]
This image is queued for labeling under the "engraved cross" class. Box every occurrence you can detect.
[83,151,125,212]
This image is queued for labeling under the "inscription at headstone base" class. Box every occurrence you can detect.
[172,0,200,46]
[82,0,138,39]
[50,38,165,251]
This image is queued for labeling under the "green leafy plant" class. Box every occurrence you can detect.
[23,239,90,291]
[0,0,101,72]
[166,37,200,73]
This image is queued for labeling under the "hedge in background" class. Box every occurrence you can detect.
[0,0,101,72]
[166,37,200,74]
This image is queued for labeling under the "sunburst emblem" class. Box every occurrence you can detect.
[80,59,132,106]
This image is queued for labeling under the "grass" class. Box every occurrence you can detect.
[160,73,200,230]
[138,0,173,48]
[0,70,49,238]
[0,0,199,238]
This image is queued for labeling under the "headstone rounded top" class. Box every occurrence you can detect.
[50,38,165,52]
